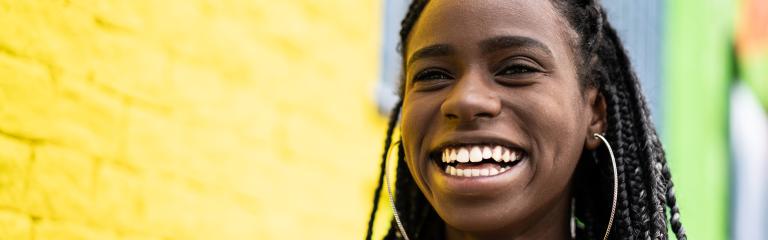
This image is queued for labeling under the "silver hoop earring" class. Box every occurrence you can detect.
[571,198,576,239]
[385,140,410,240]
[593,133,618,240]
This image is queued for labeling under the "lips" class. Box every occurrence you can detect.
[419,134,532,196]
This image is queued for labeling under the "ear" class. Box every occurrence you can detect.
[584,87,607,150]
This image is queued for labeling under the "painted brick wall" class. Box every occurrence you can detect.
[0,1,385,239]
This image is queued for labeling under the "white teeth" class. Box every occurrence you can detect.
[441,145,521,163]
[482,146,492,159]
[441,145,523,177]
[469,147,482,162]
[444,165,508,177]
[457,148,469,163]
[492,146,502,161]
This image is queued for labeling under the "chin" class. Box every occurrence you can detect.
[433,195,531,233]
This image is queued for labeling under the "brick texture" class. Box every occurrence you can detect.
[0,1,385,239]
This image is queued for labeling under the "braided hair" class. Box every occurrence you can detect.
[366,1,686,239]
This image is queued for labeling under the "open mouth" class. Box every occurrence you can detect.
[431,145,526,177]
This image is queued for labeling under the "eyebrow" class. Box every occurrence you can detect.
[479,36,553,57]
[406,44,455,67]
[406,36,553,67]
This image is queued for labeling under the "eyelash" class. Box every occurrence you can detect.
[497,64,539,76]
[413,69,453,81]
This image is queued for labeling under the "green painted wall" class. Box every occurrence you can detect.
[664,0,735,239]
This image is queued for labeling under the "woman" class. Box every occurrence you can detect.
[366,0,686,239]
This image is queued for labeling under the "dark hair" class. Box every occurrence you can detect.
[366,1,686,239]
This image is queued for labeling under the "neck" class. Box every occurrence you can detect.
[444,194,572,240]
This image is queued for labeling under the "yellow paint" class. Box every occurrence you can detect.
[0,0,388,239]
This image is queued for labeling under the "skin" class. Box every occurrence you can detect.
[399,0,606,239]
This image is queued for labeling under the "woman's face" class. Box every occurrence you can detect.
[400,0,604,238]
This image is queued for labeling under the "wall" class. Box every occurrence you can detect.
[664,0,734,238]
[0,0,385,239]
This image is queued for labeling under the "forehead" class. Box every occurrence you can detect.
[406,0,573,60]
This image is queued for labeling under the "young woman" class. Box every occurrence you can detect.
[366,0,686,239]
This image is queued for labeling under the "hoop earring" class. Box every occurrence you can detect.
[385,140,410,240]
[593,133,618,240]
[571,198,576,239]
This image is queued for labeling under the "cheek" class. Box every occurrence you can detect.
[400,94,442,162]
[401,96,427,144]
[515,87,586,181]
[399,94,444,194]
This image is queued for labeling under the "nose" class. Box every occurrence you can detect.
[440,72,501,122]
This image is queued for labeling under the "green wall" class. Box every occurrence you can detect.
[664,0,735,239]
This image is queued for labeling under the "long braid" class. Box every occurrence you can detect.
[634,78,670,239]
[614,36,668,238]
[366,99,403,240]
[598,12,687,239]
[604,82,635,238]
[606,29,650,238]
[367,1,687,239]
[601,14,685,236]
[579,6,638,237]
[662,161,686,239]
[593,12,657,240]
[558,0,688,239]
[619,75,650,239]
[601,19,672,239]
[618,74,653,239]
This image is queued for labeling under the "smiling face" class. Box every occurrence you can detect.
[400,0,604,238]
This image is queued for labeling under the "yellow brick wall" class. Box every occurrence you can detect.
[0,1,388,239]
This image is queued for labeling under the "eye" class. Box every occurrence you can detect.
[494,61,543,87]
[411,68,453,91]
[497,64,538,76]
[414,69,453,81]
